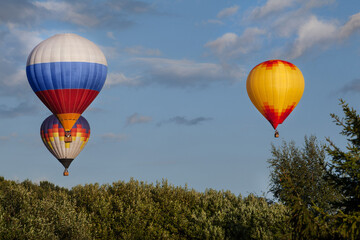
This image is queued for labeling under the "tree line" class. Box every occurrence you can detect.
[0,99,359,239]
[0,177,289,239]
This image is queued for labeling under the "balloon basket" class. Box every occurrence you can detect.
[274,130,279,138]
[64,136,72,143]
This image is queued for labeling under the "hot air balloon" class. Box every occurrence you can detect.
[26,33,107,139]
[246,60,304,137]
[40,114,90,176]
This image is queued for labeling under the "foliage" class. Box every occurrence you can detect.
[269,136,340,210]
[0,176,289,239]
[268,100,360,239]
[268,136,340,239]
[327,99,360,213]
[324,99,360,239]
[0,178,91,239]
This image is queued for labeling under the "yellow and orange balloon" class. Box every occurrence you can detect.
[246,60,304,136]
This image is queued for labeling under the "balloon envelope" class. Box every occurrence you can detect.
[40,114,90,170]
[27,33,107,131]
[246,60,304,130]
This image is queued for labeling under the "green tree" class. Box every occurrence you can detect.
[324,99,360,239]
[0,179,91,240]
[268,136,341,239]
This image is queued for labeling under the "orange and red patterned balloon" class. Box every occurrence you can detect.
[40,114,90,175]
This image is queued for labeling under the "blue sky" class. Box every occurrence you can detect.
[1,0,360,196]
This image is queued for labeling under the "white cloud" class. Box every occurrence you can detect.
[0,0,39,25]
[0,27,42,97]
[206,19,224,25]
[339,12,360,39]
[30,0,153,30]
[10,30,42,58]
[157,116,212,127]
[105,72,141,87]
[250,0,333,20]
[205,28,266,59]
[107,31,115,40]
[272,10,309,37]
[269,0,336,38]
[290,16,337,58]
[5,69,26,87]
[124,45,161,56]
[107,0,153,13]
[201,5,238,26]
[303,0,334,9]
[2,26,42,61]
[100,45,120,59]
[138,58,220,77]
[126,113,152,126]
[135,57,244,87]
[217,5,239,19]
[107,58,245,88]
[266,5,360,59]
[205,33,238,55]
[0,0,155,31]
[251,0,295,19]
[0,102,38,118]
[101,133,128,142]
[33,1,99,27]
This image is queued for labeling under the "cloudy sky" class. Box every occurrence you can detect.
[1,0,360,195]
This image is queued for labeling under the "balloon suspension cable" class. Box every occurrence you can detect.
[63,168,69,176]
[274,130,279,138]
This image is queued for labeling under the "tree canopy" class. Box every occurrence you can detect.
[268,100,360,240]
[0,177,288,239]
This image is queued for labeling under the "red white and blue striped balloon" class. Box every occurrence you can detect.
[26,33,107,131]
